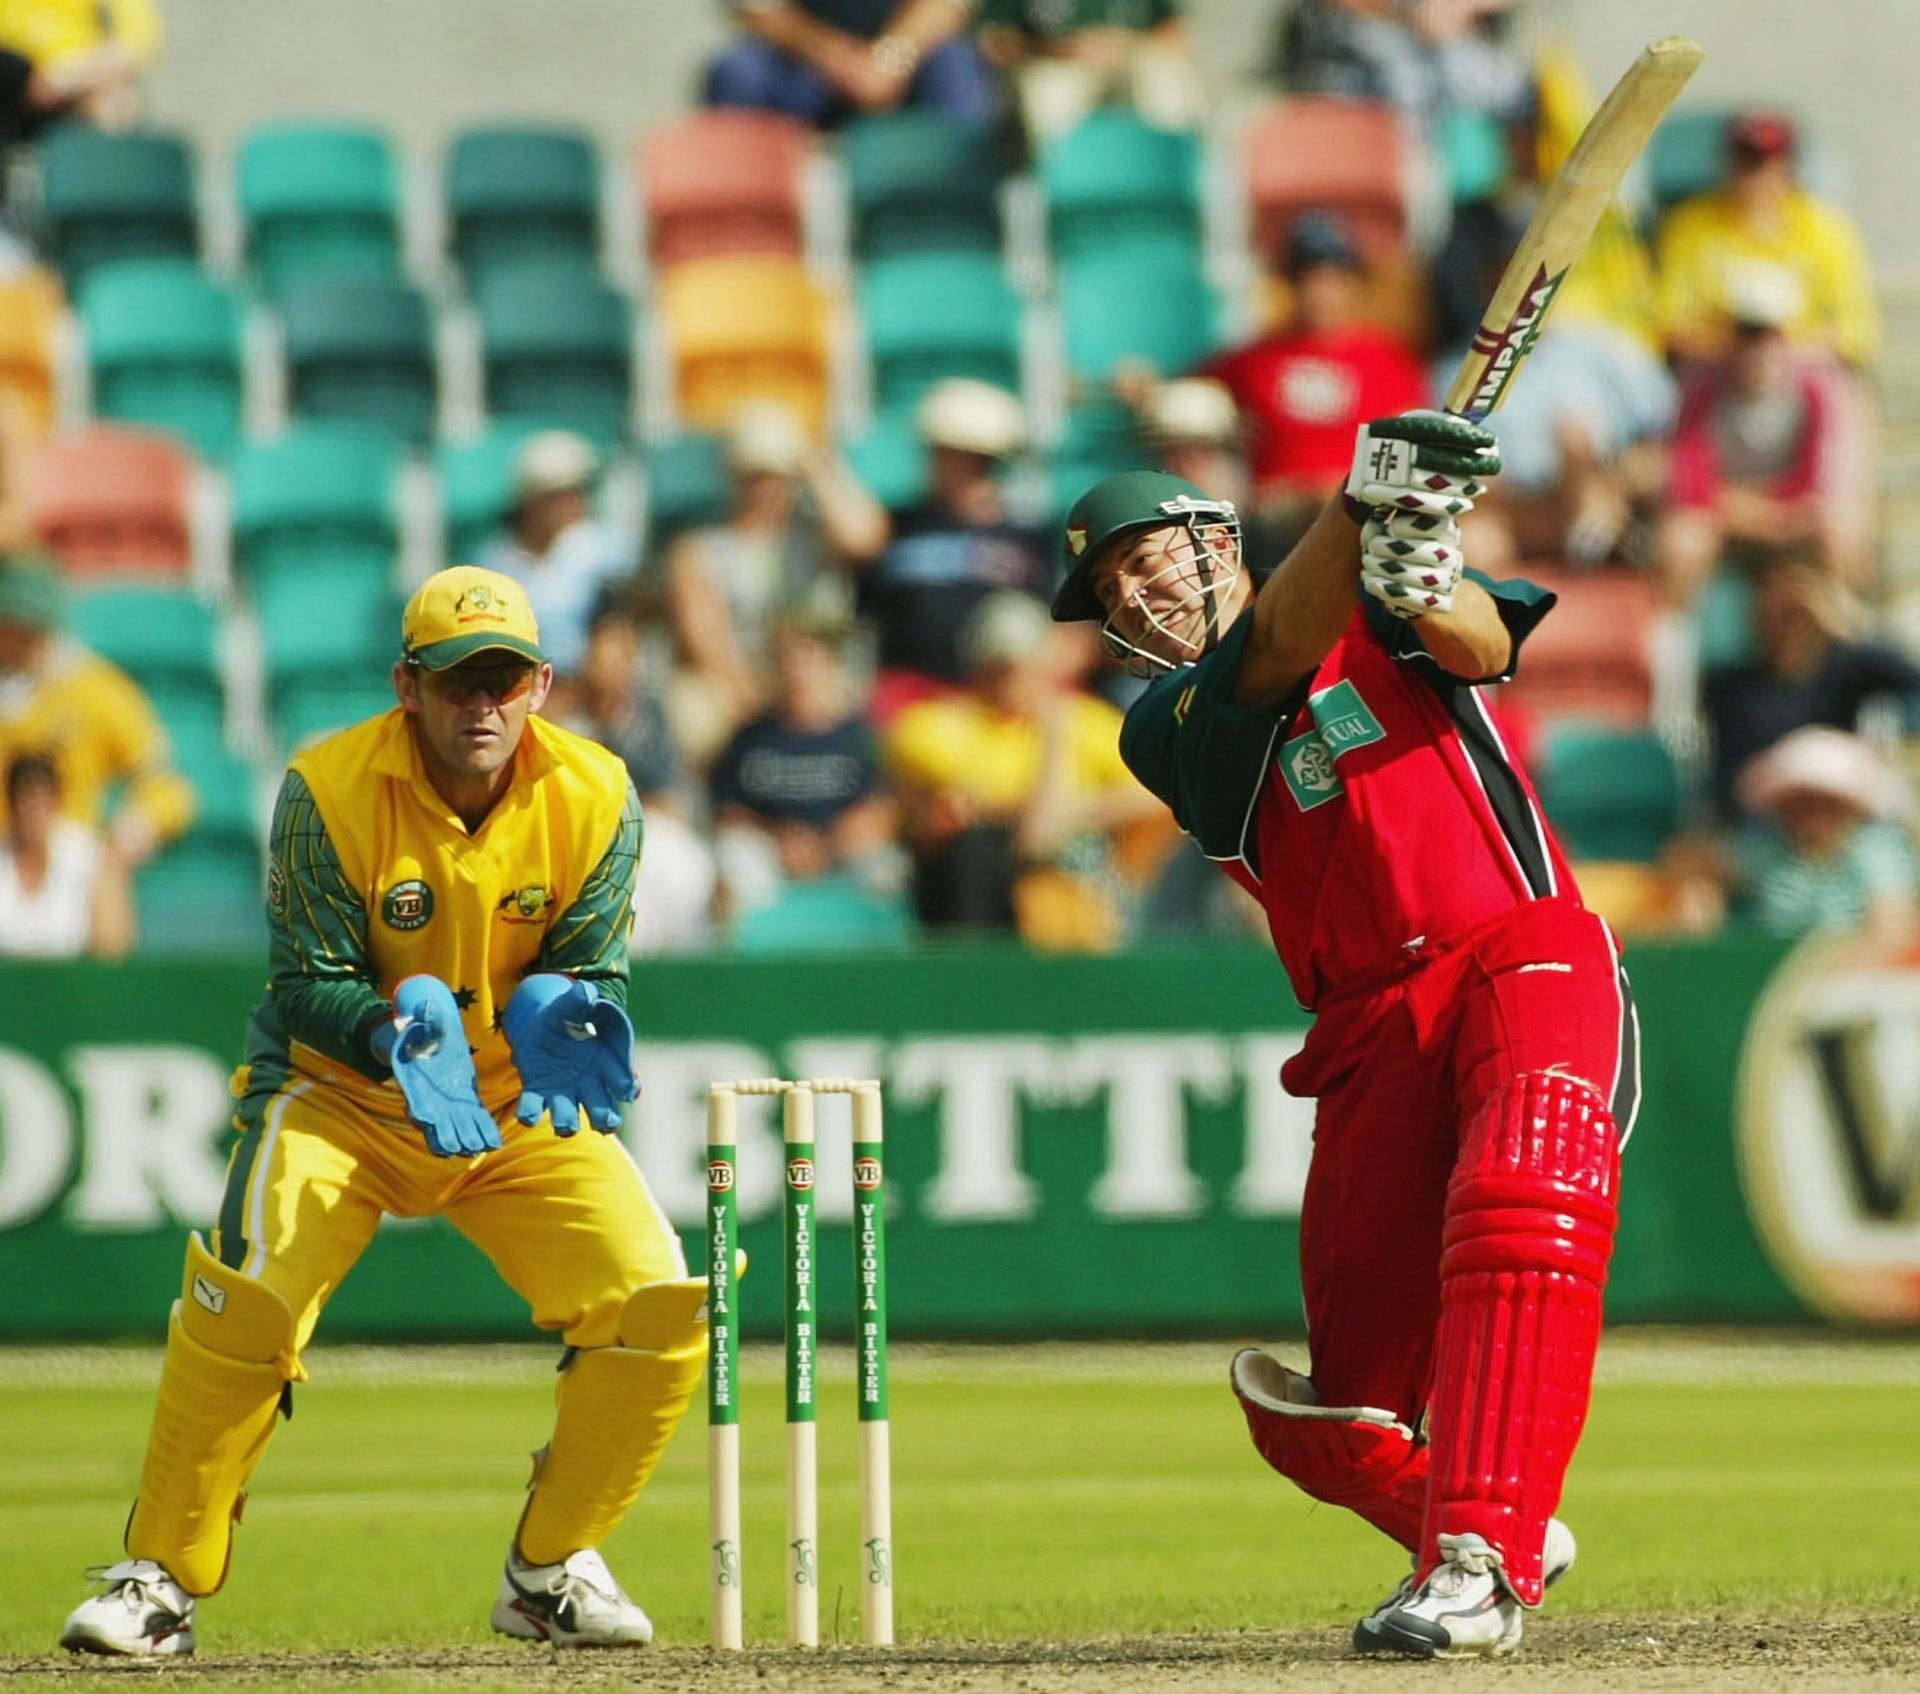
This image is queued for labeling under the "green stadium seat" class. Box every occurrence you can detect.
[1436,108,1510,206]
[840,112,1003,261]
[731,873,913,953]
[38,127,198,289]
[1039,111,1202,266]
[1535,724,1681,863]
[1696,568,1754,670]
[231,425,401,590]
[844,410,927,512]
[447,126,601,283]
[1039,401,1151,529]
[134,754,264,954]
[274,679,399,754]
[1647,108,1733,219]
[81,260,243,461]
[1059,253,1220,388]
[860,254,1021,416]
[280,275,437,446]
[258,566,400,688]
[476,265,633,444]
[438,425,541,562]
[642,432,729,557]
[72,579,228,756]
[238,123,401,299]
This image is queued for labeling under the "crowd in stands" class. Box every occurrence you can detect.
[1,0,1917,960]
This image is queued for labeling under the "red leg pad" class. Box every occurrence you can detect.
[1230,1348,1428,1550]
[1424,1070,1620,1604]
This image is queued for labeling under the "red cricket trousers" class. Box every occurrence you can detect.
[1282,896,1639,1424]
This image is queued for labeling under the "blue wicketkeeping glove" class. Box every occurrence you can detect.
[370,975,502,1158]
[501,973,639,1136]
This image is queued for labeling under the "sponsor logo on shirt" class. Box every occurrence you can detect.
[381,879,435,931]
[1277,679,1386,813]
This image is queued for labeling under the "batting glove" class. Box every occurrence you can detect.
[372,975,502,1158]
[502,973,639,1136]
[1345,411,1500,523]
[1361,507,1464,621]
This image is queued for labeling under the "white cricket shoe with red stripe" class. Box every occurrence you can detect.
[60,1559,196,1656]
[1354,1519,1576,1659]
[490,1546,653,1648]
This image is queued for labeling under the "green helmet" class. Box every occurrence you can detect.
[1051,470,1238,623]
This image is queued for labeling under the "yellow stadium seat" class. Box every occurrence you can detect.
[656,257,831,433]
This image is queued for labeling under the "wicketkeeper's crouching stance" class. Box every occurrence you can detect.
[61,568,701,1656]
[1052,414,1638,1659]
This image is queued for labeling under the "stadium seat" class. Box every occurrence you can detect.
[1059,253,1220,389]
[1646,108,1733,220]
[859,253,1021,415]
[81,260,244,462]
[70,584,226,751]
[1535,723,1681,863]
[1039,110,1202,266]
[731,873,913,952]
[446,125,601,284]
[238,123,402,299]
[476,264,633,444]
[641,110,810,270]
[280,274,438,446]
[840,111,1003,261]
[1039,401,1151,528]
[438,425,540,563]
[641,432,731,556]
[1493,565,1655,731]
[1242,98,1410,268]
[38,127,198,289]
[656,256,830,433]
[133,753,265,954]
[1436,108,1510,206]
[0,267,64,438]
[274,679,400,753]
[231,425,401,591]
[843,410,927,512]
[27,425,194,578]
[259,567,400,692]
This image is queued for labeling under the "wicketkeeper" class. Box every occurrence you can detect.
[1050,414,1638,1659]
[61,567,703,1655]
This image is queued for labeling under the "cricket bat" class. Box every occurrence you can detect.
[1444,36,1704,421]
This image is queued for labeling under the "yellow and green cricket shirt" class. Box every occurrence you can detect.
[234,707,642,1130]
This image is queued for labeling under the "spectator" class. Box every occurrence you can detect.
[556,590,686,811]
[706,0,999,130]
[1433,205,1675,570]
[709,608,904,939]
[476,431,637,695]
[0,750,132,956]
[1200,212,1427,551]
[884,590,1156,940]
[1137,377,1305,571]
[851,377,1053,717]
[1654,269,1873,608]
[0,388,33,551]
[661,402,884,761]
[0,551,192,866]
[1702,552,1920,824]
[1670,727,1919,949]
[0,0,161,140]
[1273,0,1530,128]
[976,0,1203,143]
[1657,110,1881,370]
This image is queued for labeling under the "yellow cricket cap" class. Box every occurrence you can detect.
[400,566,545,670]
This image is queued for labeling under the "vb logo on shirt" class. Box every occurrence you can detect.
[1278,679,1385,812]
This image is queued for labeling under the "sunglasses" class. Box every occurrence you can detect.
[414,661,537,706]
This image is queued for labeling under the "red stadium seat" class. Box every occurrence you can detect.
[640,111,812,271]
[1243,97,1412,268]
[1494,563,1656,733]
[28,424,194,578]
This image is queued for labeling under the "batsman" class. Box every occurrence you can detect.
[60,566,703,1655]
[1052,417,1637,1658]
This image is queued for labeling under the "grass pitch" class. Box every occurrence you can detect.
[2,1333,1916,1689]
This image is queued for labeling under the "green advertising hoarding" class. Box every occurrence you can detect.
[0,931,1910,1340]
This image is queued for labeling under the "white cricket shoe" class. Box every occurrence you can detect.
[1353,1518,1577,1660]
[59,1559,196,1656]
[490,1546,653,1648]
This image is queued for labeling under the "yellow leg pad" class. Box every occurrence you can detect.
[126,1236,298,1596]
[516,1277,710,1565]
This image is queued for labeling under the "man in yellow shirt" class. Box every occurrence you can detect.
[60,567,701,1656]
[1657,110,1880,369]
[0,0,161,134]
[0,552,193,865]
